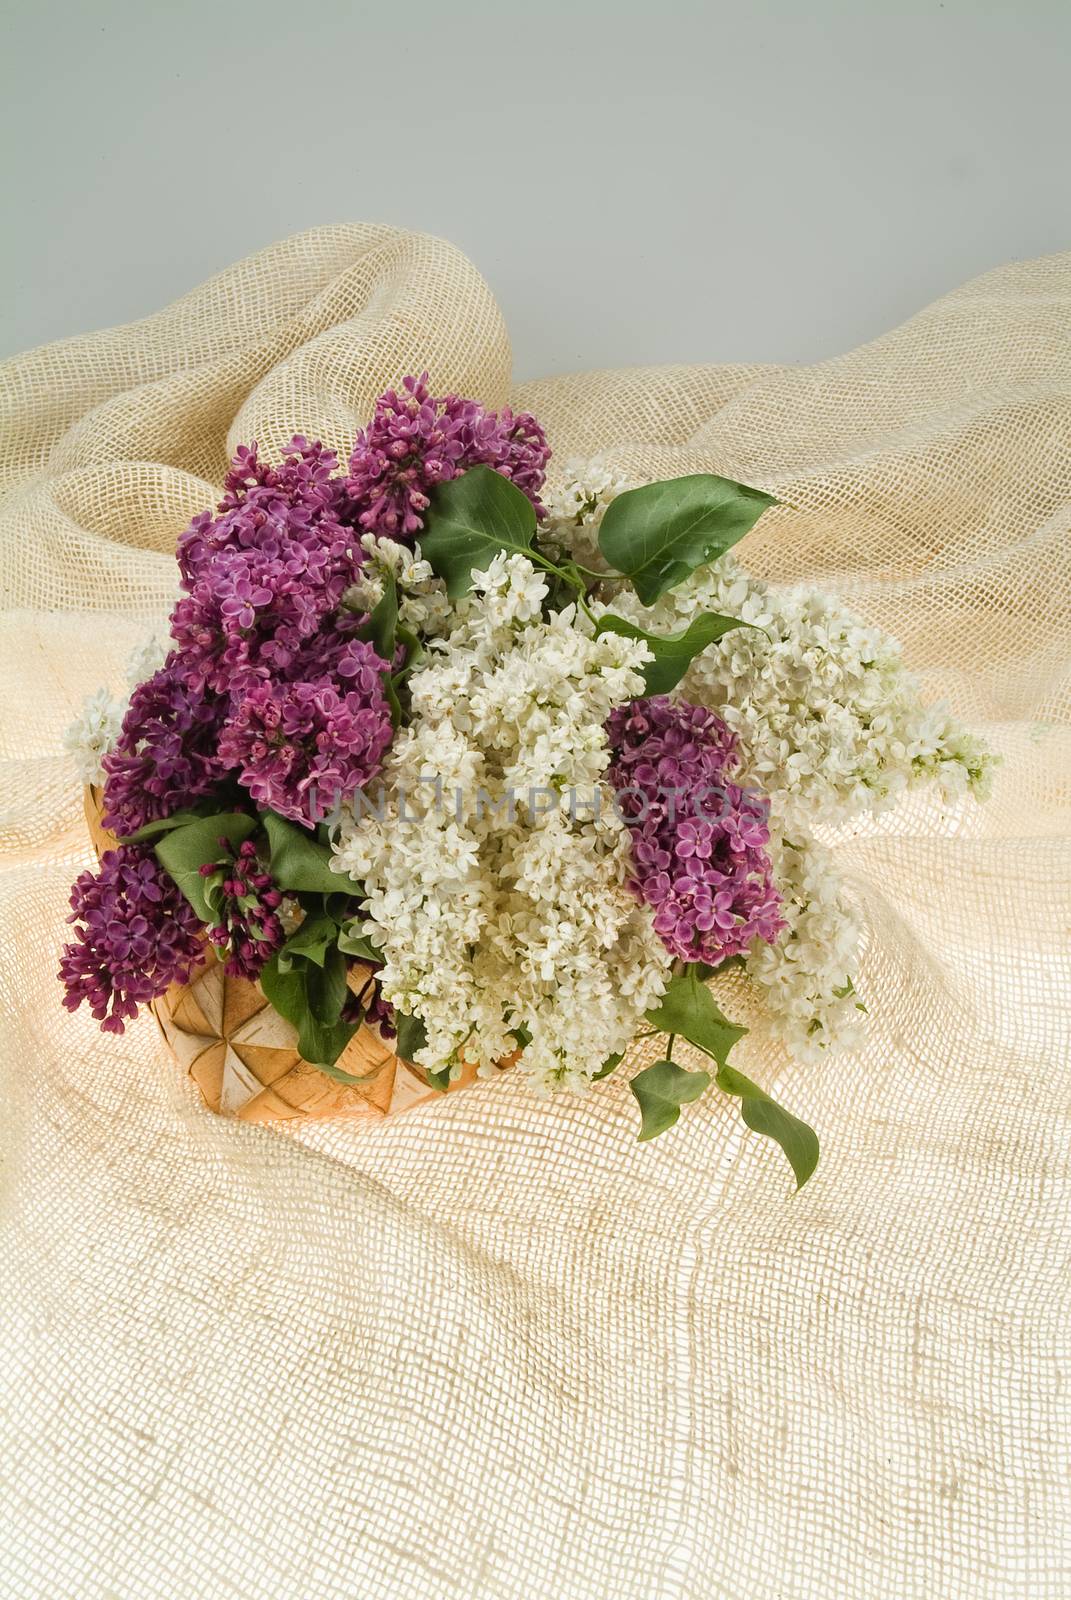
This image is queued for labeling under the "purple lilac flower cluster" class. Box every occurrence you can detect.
[218,632,393,825]
[64,380,551,1039]
[172,436,357,696]
[606,696,784,966]
[59,846,204,1033]
[203,838,285,981]
[101,656,231,836]
[101,439,396,837]
[343,372,550,537]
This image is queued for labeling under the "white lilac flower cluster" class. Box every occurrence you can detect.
[543,460,997,1061]
[608,559,996,825]
[331,552,672,1092]
[748,827,867,1061]
[540,454,630,568]
[343,532,454,637]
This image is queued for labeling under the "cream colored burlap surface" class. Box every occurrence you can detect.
[1,226,1069,1599]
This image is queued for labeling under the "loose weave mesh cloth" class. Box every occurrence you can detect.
[1,226,1069,1600]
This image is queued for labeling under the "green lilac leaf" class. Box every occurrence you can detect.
[630,1060,711,1141]
[394,1011,428,1063]
[358,568,398,661]
[715,1063,820,1190]
[277,914,336,969]
[336,923,382,963]
[304,946,349,1025]
[424,1066,453,1093]
[592,1051,623,1081]
[598,474,776,605]
[384,674,403,730]
[258,951,306,1032]
[324,891,360,925]
[644,967,748,1068]
[422,465,537,598]
[395,622,424,674]
[120,807,217,844]
[297,1012,360,1069]
[595,611,752,695]
[198,868,226,918]
[261,811,342,894]
[153,812,258,924]
[259,950,358,1070]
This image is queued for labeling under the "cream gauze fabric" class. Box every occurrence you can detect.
[1,226,1069,1600]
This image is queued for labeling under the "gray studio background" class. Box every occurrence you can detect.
[2,0,1069,380]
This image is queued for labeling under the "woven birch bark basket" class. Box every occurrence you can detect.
[83,785,485,1123]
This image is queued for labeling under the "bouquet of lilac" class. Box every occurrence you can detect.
[63,376,995,1183]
